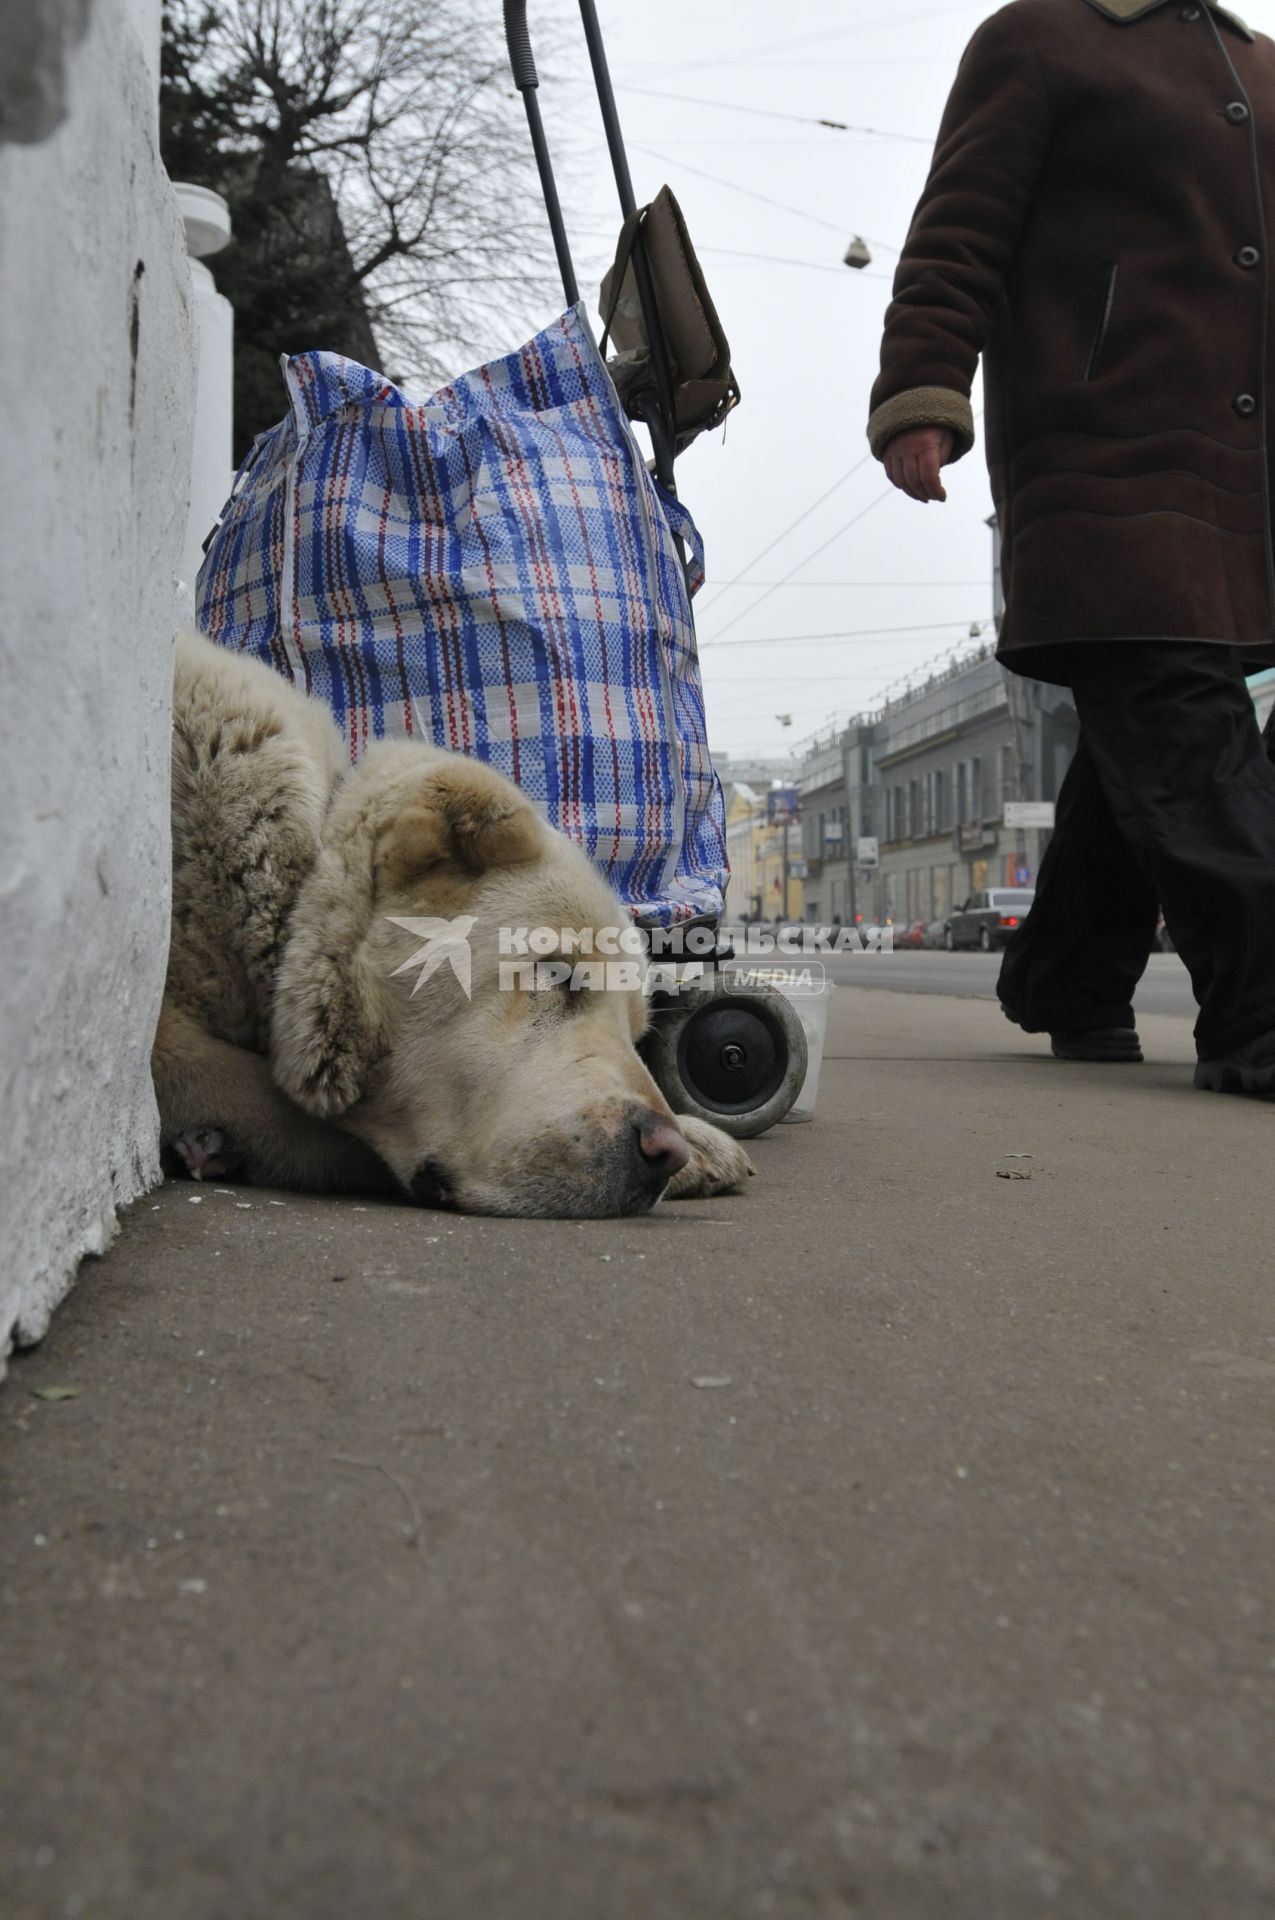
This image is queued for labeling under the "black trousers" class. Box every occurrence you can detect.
[996,642,1275,1057]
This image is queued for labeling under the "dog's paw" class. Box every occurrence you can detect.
[664,1115,754,1200]
[169,1127,241,1182]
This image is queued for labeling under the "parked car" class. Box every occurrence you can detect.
[896,919,926,950]
[945,888,1036,952]
[1155,912,1176,953]
[920,917,950,950]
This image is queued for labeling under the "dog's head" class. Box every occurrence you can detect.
[270,743,692,1216]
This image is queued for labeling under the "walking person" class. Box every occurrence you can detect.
[870,0,1275,1097]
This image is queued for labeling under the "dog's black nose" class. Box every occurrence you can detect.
[631,1109,691,1190]
[409,1158,455,1209]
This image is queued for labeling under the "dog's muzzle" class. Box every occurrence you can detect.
[409,1157,456,1209]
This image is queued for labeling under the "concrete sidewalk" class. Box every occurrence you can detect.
[2,990,1273,1920]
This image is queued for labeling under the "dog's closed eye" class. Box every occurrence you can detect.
[528,969,591,1020]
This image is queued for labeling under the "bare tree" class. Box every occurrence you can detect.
[162,0,563,446]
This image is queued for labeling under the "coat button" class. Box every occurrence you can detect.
[1179,4,1201,15]
[1237,246,1262,268]
[1234,394,1258,417]
[1226,101,1251,124]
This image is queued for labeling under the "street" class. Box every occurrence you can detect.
[3,984,1272,1920]
[821,948,1198,1023]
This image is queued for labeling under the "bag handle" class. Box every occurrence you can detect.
[503,0,579,306]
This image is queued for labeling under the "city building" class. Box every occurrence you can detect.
[757,804,805,924]
[870,647,1078,925]
[795,729,852,924]
[722,782,762,921]
[721,780,805,924]
[797,646,1078,927]
[795,646,1275,931]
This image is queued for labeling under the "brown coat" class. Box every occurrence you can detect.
[868,0,1275,682]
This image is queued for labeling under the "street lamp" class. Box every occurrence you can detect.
[843,236,872,270]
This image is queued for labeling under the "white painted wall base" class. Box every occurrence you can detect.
[174,183,235,596]
[0,0,195,1366]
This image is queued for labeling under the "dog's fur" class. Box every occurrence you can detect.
[153,634,751,1216]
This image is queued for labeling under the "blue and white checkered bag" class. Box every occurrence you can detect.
[196,304,727,925]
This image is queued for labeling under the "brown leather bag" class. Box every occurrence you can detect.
[600,184,741,454]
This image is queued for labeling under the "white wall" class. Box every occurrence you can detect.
[175,187,236,594]
[0,0,195,1363]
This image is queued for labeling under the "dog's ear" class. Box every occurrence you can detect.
[271,821,392,1121]
[271,753,545,1118]
[375,760,543,890]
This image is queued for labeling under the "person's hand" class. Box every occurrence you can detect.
[883,426,954,503]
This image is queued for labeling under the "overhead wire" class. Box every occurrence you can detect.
[628,135,911,147]
[700,403,987,641]
[701,617,991,652]
[693,455,876,615]
[613,84,933,142]
[707,665,983,714]
[630,143,903,253]
[703,667,962,682]
[573,230,889,278]
[651,57,958,71]
[664,0,988,66]
[622,133,921,145]
[710,636,999,740]
[706,579,987,590]
[758,0,985,54]
[696,245,892,278]
[701,490,897,643]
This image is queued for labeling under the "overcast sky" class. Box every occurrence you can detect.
[479,0,1275,768]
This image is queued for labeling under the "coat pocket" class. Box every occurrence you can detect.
[1084,264,1119,383]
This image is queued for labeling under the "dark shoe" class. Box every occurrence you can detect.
[1193,1031,1275,1099]
[1050,1026,1144,1063]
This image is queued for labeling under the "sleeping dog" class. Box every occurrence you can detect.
[153,634,750,1216]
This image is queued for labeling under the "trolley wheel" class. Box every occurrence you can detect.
[643,983,809,1139]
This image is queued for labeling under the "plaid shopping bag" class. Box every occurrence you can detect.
[197,305,726,925]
